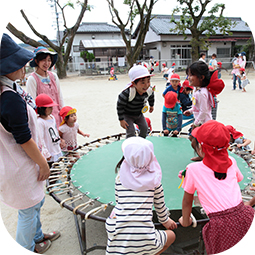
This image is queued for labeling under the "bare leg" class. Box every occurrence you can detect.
[156,230,176,255]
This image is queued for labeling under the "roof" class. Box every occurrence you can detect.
[80,39,136,48]
[77,22,123,33]
[148,15,251,35]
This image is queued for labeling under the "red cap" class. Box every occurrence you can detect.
[182,79,193,90]
[35,94,58,108]
[164,91,177,109]
[191,120,232,173]
[239,67,245,72]
[162,63,166,67]
[170,73,180,81]
[59,106,77,126]
[225,125,243,139]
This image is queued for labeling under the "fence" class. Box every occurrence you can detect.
[66,58,255,76]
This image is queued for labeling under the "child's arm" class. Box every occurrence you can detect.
[58,130,66,149]
[179,191,193,227]
[237,138,251,148]
[252,142,255,155]
[78,129,90,138]
[148,92,155,113]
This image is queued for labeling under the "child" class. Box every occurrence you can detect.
[178,120,254,255]
[161,63,169,80]
[198,52,206,63]
[231,53,242,90]
[166,63,176,86]
[106,137,177,255]
[27,46,64,127]
[59,106,90,151]
[36,93,62,167]
[162,91,183,136]
[183,61,224,160]
[226,125,251,150]
[162,73,181,97]
[239,67,249,92]
[117,65,155,138]
[179,79,194,113]
[109,67,117,80]
[208,53,217,71]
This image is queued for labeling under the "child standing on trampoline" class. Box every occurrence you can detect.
[178,120,254,255]
[36,94,62,167]
[183,61,224,160]
[106,137,177,255]
[117,65,155,138]
[59,106,90,151]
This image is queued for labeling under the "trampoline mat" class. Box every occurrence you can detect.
[71,136,251,210]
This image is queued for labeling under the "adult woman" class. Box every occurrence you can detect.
[26,46,64,127]
[0,33,60,253]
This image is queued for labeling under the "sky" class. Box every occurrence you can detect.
[0,0,254,44]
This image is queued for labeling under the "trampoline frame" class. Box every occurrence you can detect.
[46,131,255,255]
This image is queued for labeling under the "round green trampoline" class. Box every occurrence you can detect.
[71,135,252,210]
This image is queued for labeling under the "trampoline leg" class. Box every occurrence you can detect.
[81,216,87,254]
[198,229,205,255]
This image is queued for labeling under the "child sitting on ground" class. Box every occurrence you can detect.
[162,73,181,97]
[226,125,251,150]
[162,91,183,137]
[106,137,177,255]
[178,120,254,254]
[35,94,62,167]
[59,106,90,151]
[117,65,154,138]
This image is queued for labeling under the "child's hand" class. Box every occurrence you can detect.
[120,120,129,129]
[183,110,191,116]
[237,144,243,148]
[149,106,154,113]
[251,150,255,155]
[163,129,169,135]
[83,133,90,138]
[60,138,66,149]
[178,216,192,227]
[178,170,184,179]
[173,130,179,135]
[163,218,177,230]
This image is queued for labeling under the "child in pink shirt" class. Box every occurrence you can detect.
[59,106,90,151]
[183,61,224,161]
[178,120,254,255]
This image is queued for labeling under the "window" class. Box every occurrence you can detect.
[217,48,230,58]
[73,45,80,52]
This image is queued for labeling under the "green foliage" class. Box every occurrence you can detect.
[171,0,234,61]
[80,51,95,62]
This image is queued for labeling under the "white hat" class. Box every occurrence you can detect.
[119,137,162,191]
[128,65,154,83]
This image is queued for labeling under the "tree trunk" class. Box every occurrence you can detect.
[55,53,67,79]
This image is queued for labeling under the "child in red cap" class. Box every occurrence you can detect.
[36,94,62,167]
[163,73,181,96]
[178,120,254,255]
[179,79,194,113]
[58,106,90,151]
[162,91,182,136]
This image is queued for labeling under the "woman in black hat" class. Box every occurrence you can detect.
[0,33,60,253]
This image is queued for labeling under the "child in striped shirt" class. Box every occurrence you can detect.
[106,137,177,255]
[117,65,155,138]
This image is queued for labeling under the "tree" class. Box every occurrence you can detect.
[170,0,233,62]
[106,0,158,68]
[6,0,89,79]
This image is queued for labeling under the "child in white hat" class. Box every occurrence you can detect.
[106,137,177,254]
[117,65,155,138]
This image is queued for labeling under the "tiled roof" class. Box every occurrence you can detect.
[149,15,251,35]
[77,22,122,33]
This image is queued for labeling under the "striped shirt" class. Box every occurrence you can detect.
[117,87,155,121]
[105,175,169,254]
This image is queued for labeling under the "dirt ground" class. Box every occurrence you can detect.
[1,70,255,255]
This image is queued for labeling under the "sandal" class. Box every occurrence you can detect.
[34,240,51,254]
[36,231,61,243]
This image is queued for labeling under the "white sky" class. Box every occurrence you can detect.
[0,0,254,44]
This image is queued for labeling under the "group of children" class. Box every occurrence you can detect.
[113,62,255,254]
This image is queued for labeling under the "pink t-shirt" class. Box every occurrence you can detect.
[190,87,212,126]
[59,122,79,151]
[182,156,243,215]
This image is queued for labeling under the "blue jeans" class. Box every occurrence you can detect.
[16,197,45,251]
[233,74,241,90]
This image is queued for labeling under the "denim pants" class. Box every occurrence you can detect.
[233,74,241,89]
[16,197,45,251]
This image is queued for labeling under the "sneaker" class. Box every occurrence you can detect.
[36,231,61,243]
[34,240,51,254]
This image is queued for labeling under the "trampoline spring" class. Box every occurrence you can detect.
[49,186,70,194]
[60,194,84,207]
[73,199,95,214]
[85,203,110,220]
[47,181,69,189]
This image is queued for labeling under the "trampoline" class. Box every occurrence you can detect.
[46,132,255,254]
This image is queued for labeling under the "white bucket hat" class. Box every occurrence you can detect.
[119,137,162,191]
[129,65,154,82]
